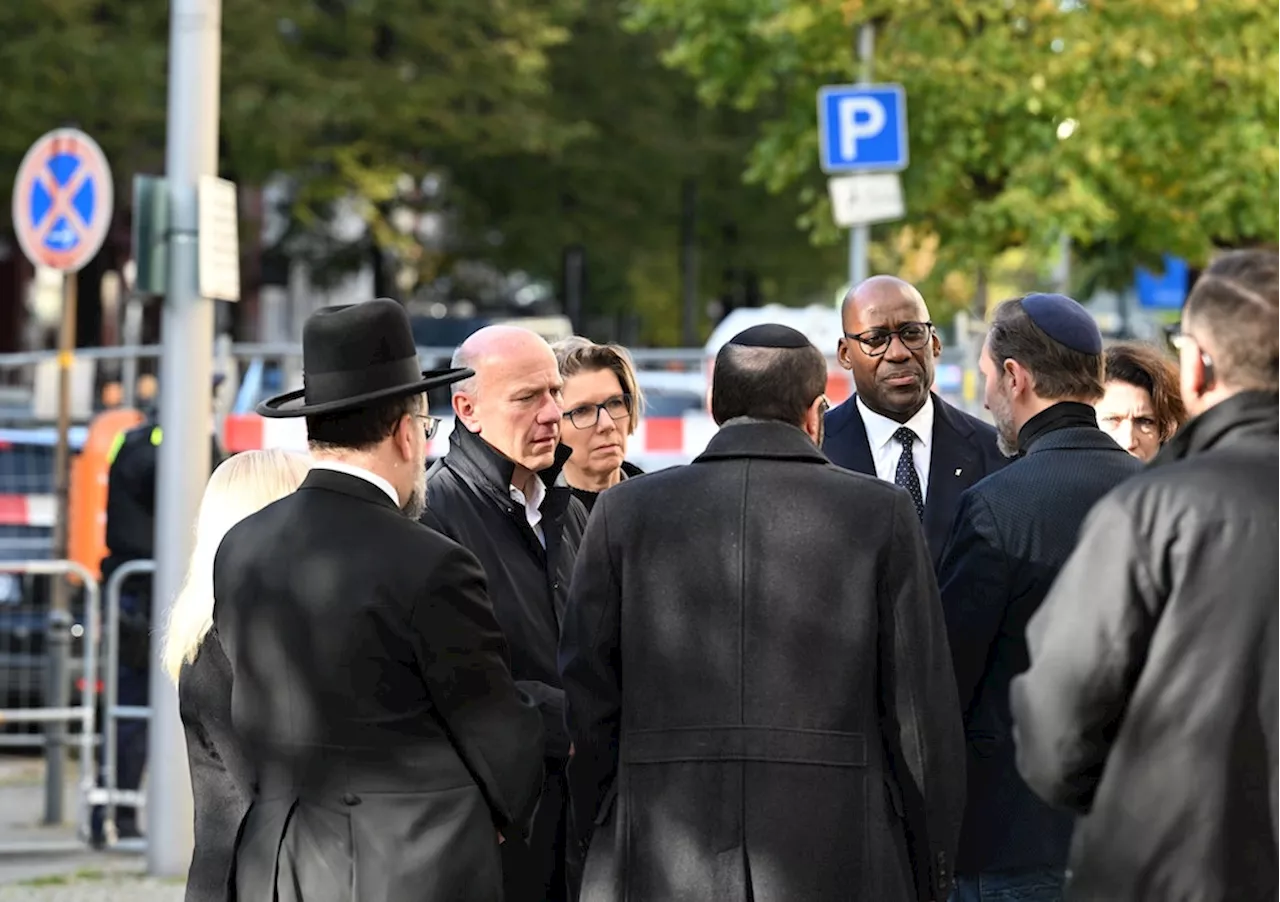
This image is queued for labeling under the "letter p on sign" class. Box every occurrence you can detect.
[817,84,907,174]
[838,97,886,162]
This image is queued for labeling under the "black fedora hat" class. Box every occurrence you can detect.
[257,299,473,418]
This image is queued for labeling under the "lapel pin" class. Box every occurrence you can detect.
[954,468,963,476]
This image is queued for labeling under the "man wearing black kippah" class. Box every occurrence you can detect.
[824,276,1008,563]
[934,294,1141,902]
[560,323,965,902]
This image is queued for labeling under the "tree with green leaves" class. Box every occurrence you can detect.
[628,0,1279,318]
[0,0,578,289]
[438,0,849,344]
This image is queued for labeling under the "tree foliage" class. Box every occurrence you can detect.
[440,0,846,343]
[0,0,847,344]
[0,0,578,262]
[628,0,1279,316]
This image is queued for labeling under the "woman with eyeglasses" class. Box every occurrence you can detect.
[551,338,645,512]
[1096,341,1187,462]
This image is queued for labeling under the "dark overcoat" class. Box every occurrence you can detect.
[560,419,965,902]
[179,633,253,902]
[1012,391,1279,901]
[212,469,545,902]
[935,411,1142,876]
[823,393,1008,564]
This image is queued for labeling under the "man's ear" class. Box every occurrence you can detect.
[931,330,943,359]
[802,398,823,444]
[1005,358,1033,399]
[836,338,854,371]
[452,392,480,433]
[390,414,415,463]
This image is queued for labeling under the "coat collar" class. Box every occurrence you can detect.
[446,422,573,494]
[1149,390,1278,468]
[695,418,828,464]
[1020,423,1124,457]
[300,467,400,511]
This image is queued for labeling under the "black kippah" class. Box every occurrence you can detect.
[1021,293,1103,355]
[727,323,811,349]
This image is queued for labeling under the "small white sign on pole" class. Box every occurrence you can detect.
[197,175,241,302]
[827,172,904,228]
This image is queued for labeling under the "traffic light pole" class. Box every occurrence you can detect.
[848,24,875,288]
[148,0,222,876]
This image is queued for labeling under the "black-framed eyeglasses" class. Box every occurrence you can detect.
[843,321,934,357]
[415,414,440,441]
[564,394,632,429]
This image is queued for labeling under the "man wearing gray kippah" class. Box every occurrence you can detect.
[934,293,1142,902]
[561,323,965,902]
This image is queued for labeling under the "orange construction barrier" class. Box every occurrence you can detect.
[69,408,145,582]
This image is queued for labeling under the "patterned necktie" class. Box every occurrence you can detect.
[894,427,925,522]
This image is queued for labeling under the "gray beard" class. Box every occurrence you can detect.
[989,388,1020,458]
[401,459,428,520]
[996,426,1019,459]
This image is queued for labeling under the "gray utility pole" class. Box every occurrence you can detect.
[148,0,222,876]
[848,24,876,288]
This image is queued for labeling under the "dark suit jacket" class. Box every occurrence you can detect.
[560,419,965,902]
[212,469,545,902]
[935,421,1142,876]
[180,633,254,902]
[823,394,1008,563]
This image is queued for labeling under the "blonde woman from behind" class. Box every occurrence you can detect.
[160,449,311,902]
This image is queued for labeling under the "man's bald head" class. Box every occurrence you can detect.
[452,325,556,397]
[841,275,930,333]
[836,275,940,422]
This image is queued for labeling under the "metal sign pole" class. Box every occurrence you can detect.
[43,270,78,825]
[848,24,876,288]
[147,0,222,877]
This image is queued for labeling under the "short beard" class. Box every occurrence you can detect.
[401,456,428,520]
[990,384,1020,458]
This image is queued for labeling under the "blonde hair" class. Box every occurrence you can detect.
[551,337,645,433]
[161,449,312,682]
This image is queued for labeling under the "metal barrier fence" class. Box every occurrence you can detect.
[0,560,99,854]
[89,560,155,853]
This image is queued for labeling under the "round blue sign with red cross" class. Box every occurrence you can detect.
[11,128,114,273]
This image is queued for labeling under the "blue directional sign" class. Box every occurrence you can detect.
[1135,254,1189,310]
[11,128,114,273]
[817,83,908,174]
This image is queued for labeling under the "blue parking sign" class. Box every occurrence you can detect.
[817,84,908,174]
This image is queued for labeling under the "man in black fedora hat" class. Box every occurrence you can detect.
[210,298,546,902]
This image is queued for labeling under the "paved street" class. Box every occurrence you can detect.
[0,755,183,901]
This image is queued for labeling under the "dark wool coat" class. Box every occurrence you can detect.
[935,409,1143,876]
[212,469,545,902]
[561,419,965,902]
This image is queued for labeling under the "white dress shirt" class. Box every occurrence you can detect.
[311,460,400,507]
[510,477,547,548]
[855,394,934,502]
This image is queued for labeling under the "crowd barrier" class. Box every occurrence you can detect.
[0,560,99,854]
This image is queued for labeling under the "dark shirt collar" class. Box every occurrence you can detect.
[1016,401,1098,456]
[1150,390,1278,467]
